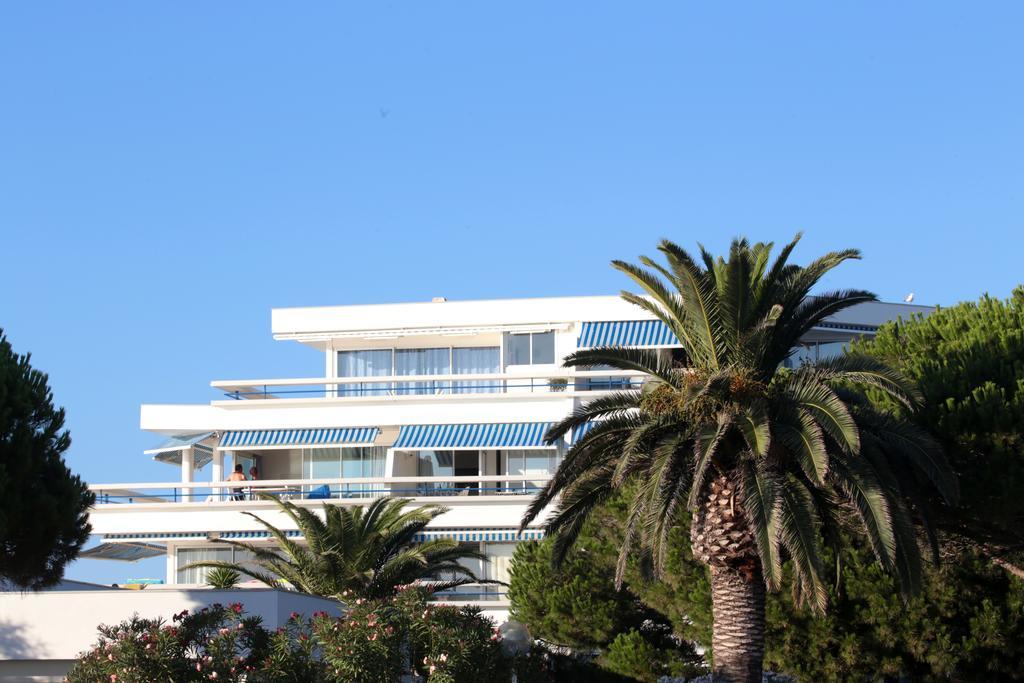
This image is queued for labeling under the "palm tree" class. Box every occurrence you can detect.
[183,496,489,600]
[521,235,958,682]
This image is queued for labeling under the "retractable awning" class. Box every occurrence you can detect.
[577,320,679,348]
[393,423,555,450]
[146,433,215,468]
[79,542,166,562]
[219,427,380,450]
[571,422,597,443]
[578,318,881,349]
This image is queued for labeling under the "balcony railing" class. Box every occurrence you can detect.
[211,370,644,401]
[90,475,551,506]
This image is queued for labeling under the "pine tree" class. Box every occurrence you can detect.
[855,286,1024,569]
[0,328,94,589]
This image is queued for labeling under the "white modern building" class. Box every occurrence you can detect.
[83,294,928,619]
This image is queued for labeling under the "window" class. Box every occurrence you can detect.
[302,447,385,496]
[337,350,393,396]
[177,547,279,585]
[395,348,451,395]
[503,331,555,366]
[503,448,558,491]
[452,346,500,393]
[177,547,232,584]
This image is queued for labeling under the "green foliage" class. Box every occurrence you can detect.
[0,328,94,590]
[855,286,1024,548]
[599,629,702,682]
[765,546,1024,680]
[66,602,278,682]
[523,236,953,619]
[206,566,241,589]
[68,590,542,682]
[182,496,489,599]
[508,538,648,648]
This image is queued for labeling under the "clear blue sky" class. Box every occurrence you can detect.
[1,3,1021,584]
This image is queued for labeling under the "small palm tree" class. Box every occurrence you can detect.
[521,235,958,682]
[205,566,240,589]
[183,496,490,600]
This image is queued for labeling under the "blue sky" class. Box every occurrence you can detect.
[1,3,1021,584]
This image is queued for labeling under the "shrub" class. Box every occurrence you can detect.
[67,589,549,682]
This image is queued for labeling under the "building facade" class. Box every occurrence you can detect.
[85,295,927,619]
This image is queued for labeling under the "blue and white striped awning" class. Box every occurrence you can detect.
[571,422,598,443]
[413,529,546,543]
[393,423,555,450]
[219,427,380,450]
[577,320,679,348]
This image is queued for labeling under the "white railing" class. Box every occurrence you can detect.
[211,369,644,401]
[90,475,552,506]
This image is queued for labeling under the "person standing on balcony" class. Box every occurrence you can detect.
[227,464,247,501]
[248,466,259,500]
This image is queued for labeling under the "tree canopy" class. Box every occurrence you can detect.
[183,496,490,599]
[0,328,93,590]
[520,235,955,681]
[854,286,1024,565]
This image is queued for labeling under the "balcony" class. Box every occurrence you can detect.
[210,369,644,403]
[90,475,550,508]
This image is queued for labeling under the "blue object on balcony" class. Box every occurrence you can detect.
[393,422,554,449]
[220,427,380,449]
[577,320,679,348]
[307,484,332,500]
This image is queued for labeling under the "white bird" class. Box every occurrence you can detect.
[904,293,915,303]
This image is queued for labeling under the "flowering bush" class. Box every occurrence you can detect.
[67,589,555,682]
[65,602,273,682]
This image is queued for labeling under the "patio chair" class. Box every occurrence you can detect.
[307,484,332,500]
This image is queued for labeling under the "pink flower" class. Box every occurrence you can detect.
[439,654,448,662]
[109,676,117,682]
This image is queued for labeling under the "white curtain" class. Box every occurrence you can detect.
[177,547,232,584]
[395,348,451,395]
[337,350,393,396]
[453,347,500,393]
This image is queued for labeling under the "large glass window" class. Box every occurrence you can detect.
[452,346,500,394]
[503,448,558,492]
[177,547,232,584]
[504,331,555,366]
[395,348,451,395]
[302,447,385,497]
[337,350,393,396]
[416,450,454,495]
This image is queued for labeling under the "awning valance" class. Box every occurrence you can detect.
[393,423,555,450]
[219,427,380,450]
[578,320,679,348]
[80,542,167,562]
[413,528,545,543]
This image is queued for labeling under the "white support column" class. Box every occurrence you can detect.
[212,450,225,499]
[181,448,194,484]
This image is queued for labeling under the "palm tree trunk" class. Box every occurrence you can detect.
[710,563,765,683]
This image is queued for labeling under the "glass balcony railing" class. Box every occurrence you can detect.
[211,370,645,401]
[90,476,551,506]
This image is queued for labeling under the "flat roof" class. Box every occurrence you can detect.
[271,294,932,340]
